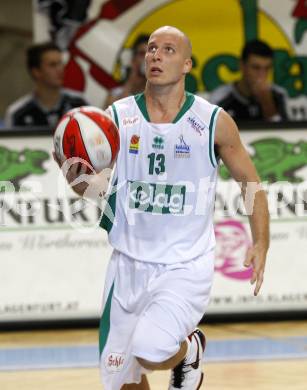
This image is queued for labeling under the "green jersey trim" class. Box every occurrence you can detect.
[173,91,195,122]
[99,282,114,356]
[135,93,150,121]
[209,106,221,168]
[134,91,195,123]
[111,104,119,128]
[99,177,118,233]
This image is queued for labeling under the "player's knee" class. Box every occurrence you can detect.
[135,356,163,370]
[131,321,178,368]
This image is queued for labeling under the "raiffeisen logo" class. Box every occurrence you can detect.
[62,0,307,119]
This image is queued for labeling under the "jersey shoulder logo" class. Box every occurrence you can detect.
[187,116,206,136]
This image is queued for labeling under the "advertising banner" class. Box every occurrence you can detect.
[0,135,112,322]
[0,129,306,322]
[34,0,307,119]
[211,129,307,314]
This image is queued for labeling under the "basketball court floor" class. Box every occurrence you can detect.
[0,320,307,389]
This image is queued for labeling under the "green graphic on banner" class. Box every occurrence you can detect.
[0,146,49,188]
[219,138,307,183]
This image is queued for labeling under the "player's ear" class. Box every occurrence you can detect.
[183,58,192,74]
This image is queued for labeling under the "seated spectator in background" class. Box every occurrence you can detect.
[210,40,288,122]
[104,34,149,107]
[5,42,87,128]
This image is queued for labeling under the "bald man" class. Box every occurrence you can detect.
[62,26,269,390]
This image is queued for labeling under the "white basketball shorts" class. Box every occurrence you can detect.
[99,249,215,390]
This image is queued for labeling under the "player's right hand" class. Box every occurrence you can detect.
[52,150,113,200]
[52,151,89,196]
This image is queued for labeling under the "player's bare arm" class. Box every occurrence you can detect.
[215,110,270,295]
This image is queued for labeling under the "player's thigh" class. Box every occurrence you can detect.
[131,252,214,362]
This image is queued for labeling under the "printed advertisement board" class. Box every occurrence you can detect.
[0,129,306,322]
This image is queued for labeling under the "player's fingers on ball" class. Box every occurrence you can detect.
[71,161,81,175]
[52,151,59,164]
[66,164,79,182]
[80,163,88,175]
[53,151,65,167]
[81,163,91,175]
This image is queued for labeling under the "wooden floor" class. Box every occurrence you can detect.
[0,321,307,389]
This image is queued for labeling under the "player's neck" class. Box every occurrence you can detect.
[34,84,61,110]
[144,83,186,123]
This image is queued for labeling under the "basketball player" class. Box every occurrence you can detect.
[57,26,269,390]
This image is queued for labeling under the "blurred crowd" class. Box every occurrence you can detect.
[2,36,292,129]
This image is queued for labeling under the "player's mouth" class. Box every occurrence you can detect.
[150,66,163,75]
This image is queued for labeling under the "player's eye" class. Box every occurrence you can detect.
[165,46,175,53]
[148,46,157,53]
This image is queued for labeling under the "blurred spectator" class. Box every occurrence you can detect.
[210,40,288,122]
[5,42,87,128]
[36,0,91,50]
[104,34,149,107]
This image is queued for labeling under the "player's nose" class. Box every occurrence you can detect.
[152,48,162,61]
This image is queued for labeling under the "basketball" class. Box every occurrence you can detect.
[53,106,120,172]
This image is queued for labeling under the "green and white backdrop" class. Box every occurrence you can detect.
[0,128,306,322]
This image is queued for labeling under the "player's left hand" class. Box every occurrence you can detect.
[243,243,267,296]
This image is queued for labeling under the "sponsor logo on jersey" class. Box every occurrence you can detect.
[152,136,164,150]
[128,180,186,214]
[105,352,125,373]
[123,115,140,127]
[174,135,191,158]
[187,116,206,136]
[129,134,140,154]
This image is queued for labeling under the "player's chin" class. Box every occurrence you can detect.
[147,76,168,86]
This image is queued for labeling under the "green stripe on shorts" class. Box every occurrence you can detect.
[99,282,114,356]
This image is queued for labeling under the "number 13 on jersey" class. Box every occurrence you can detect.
[147,153,166,175]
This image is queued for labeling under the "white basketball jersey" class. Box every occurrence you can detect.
[101,92,222,264]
